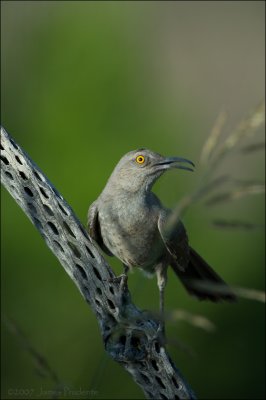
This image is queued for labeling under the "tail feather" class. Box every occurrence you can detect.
[171,247,236,302]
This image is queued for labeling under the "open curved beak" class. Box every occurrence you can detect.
[155,156,195,172]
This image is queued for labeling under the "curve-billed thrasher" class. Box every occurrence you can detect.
[88,149,235,321]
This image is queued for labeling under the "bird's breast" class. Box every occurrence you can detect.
[98,197,165,269]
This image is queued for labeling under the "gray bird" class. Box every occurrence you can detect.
[88,149,235,323]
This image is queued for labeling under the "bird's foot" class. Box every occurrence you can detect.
[157,320,167,344]
[106,274,130,310]
[107,273,128,291]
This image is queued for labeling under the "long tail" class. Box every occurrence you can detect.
[171,247,236,302]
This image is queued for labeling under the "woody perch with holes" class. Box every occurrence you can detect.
[1,126,197,399]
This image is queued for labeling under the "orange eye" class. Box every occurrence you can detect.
[136,155,145,164]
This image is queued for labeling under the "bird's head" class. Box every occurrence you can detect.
[105,148,195,193]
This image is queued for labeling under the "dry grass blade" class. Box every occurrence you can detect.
[2,314,62,385]
[234,287,266,303]
[233,179,265,186]
[191,282,266,303]
[165,104,264,238]
[165,177,230,235]
[164,194,195,235]
[240,142,265,153]
[200,110,227,164]
[205,184,265,206]
[196,174,230,199]
[164,177,230,233]
[167,309,216,332]
[213,101,265,164]
[167,337,197,359]
[211,219,264,230]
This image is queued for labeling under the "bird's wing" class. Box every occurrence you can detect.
[87,201,113,256]
[158,210,190,271]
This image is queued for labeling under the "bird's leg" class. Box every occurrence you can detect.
[120,263,129,290]
[156,264,168,338]
[123,264,129,275]
[108,263,129,291]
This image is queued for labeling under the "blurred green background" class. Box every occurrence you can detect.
[1,1,265,399]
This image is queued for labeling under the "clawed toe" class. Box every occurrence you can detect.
[107,274,128,290]
[157,320,166,343]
